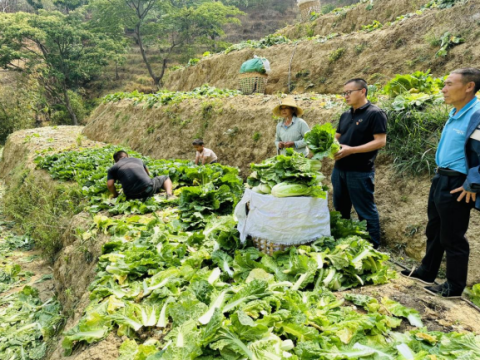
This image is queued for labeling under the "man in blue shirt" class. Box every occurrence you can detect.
[402,68,480,298]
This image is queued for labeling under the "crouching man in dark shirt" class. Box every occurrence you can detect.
[107,150,173,200]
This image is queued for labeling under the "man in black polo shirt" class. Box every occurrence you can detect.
[332,78,387,248]
[107,150,173,200]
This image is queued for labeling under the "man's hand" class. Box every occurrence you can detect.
[284,141,295,148]
[334,144,355,160]
[278,142,285,149]
[451,187,477,203]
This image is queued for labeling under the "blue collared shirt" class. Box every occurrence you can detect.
[436,98,480,174]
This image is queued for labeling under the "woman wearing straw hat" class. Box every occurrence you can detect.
[273,96,310,156]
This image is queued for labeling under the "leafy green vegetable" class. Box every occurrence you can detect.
[271,182,326,198]
[465,283,480,307]
[382,70,444,98]
[102,85,242,108]
[0,286,63,358]
[304,123,340,160]
[247,149,327,198]
[32,140,480,360]
[35,145,243,222]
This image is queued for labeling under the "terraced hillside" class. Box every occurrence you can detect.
[164,0,480,94]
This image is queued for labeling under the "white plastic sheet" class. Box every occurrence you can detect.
[234,189,331,245]
[253,55,271,74]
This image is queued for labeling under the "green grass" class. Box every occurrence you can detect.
[328,47,346,63]
[382,101,449,175]
[4,168,85,263]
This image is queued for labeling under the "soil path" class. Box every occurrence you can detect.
[344,262,480,334]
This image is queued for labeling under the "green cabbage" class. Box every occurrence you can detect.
[304,123,341,160]
[271,182,326,198]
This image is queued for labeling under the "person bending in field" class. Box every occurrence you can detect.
[107,150,173,200]
[193,139,218,165]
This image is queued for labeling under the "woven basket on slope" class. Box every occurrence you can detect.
[299,0,321,22]
[238,72,268,95]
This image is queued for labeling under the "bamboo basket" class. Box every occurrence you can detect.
[238,72,268,94]
[299,0,321,22]
[252,237,312,256]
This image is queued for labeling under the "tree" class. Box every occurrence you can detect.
[0,71,40,143]
[0,10,123,125]
[89,0,243,87]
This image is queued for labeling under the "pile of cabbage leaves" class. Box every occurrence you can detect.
[62,212,480,359]
[35,146,480,360]
[247,149,328,198]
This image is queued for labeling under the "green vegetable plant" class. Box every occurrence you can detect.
[247,149,327,198]
[35,146,243,222]
[223,34,290,55]
[465,283,480,307]
[187,58,200,67]
[304,123,340,160]
[361,20,383,32]
[102,85,242,109]
[0,286,63,358]
[329,47,345,63]
[435,32,465,57]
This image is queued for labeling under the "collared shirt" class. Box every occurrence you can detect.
[335,102,387,172]
[436,97,480,174]
[275,116,310,156]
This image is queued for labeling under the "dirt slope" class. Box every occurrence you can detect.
[83,97,480,285]
[163,1,480,94]
[279,0,431,39]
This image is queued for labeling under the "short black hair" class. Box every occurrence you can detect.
[192,139,204,146]
[345,78,368,97]
[451,68,480,93]
[113,150,128,162]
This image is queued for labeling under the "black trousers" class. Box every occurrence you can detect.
[419,173,473,291]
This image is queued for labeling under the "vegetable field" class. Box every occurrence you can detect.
[6,144,473,359]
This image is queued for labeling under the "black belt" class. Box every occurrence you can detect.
[436,168,465,177]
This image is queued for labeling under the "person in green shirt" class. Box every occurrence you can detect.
[273,96,310,156]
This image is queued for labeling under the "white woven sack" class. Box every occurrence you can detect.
[234,189,331,245]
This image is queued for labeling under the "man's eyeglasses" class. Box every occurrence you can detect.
[342,89,363,97]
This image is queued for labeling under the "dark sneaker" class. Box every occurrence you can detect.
[424,283,463,299]
[400,268,435,285]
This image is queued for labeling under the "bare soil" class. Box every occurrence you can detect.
[344,265,480,334]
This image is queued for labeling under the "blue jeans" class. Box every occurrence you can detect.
[331,168,381,247]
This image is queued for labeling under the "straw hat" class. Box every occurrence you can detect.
[272,96,304,117]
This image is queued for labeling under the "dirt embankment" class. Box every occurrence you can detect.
[279,0,431,39]
[163,1,480,94]
[84,97,480,285]
[83,95,345,175]
[0,127,122,360]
